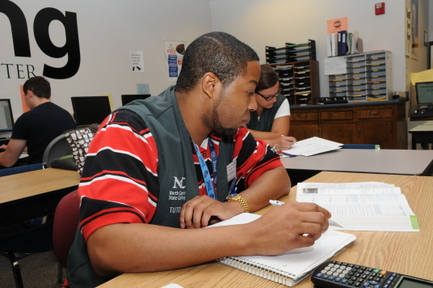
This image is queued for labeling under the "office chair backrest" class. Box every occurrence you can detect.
[53,190,80,268]
[63,126,97,175]
[42,134,73,168]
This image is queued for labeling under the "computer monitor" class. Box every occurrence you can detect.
[121,94,151,106]
[0,99,14,133]
[415,81,433,107]
[71,96,112,126]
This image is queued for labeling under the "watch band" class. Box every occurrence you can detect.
[227,194,250,213]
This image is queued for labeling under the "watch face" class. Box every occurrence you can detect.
[226,193,239,200]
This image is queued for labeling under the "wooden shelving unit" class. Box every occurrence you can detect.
[270,60,320,106]
[266,40,319,106]
[265,40,316,64]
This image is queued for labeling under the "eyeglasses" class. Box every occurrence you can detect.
[255,90,281,101]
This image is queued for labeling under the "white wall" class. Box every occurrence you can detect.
[1,0,212,118]
[2,0,425,122]
[209,0,407,98]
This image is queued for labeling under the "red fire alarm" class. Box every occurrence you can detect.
[375,2,385,15]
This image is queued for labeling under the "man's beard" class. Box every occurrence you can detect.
[212,107,237,137]
[211,92,237,137]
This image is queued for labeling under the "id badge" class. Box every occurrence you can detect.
[226,159,236,182]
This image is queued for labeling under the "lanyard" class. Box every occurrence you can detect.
[193,138,218,199]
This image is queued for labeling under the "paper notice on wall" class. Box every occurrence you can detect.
[130,51,144,73]
[327,17,348,34]
[324,57,347,75]
[137,83,150,95]
[165,40,185,81]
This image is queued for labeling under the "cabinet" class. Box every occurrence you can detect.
[328,50,392,103]
[290,100,407,149]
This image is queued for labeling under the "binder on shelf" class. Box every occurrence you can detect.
[327,31,362,57]
[337,30,347,56]
[347,31,363,54]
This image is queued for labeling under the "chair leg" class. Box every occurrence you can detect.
[57,262,64,283]
[1,251,24,288]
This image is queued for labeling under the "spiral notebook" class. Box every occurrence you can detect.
[211,213,356,286]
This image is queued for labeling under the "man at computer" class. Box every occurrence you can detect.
[0,76,76,168]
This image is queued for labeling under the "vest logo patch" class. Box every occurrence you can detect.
[172,176,186,189]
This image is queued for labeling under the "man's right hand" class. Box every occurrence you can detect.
[243,202,331,256]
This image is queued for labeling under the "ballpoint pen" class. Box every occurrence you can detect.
[269,200,344,228]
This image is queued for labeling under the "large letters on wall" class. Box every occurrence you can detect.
[0,0,81,79]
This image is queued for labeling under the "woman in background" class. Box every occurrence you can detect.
[247,64,297,150]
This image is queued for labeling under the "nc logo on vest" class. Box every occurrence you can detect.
[172,176,186,189]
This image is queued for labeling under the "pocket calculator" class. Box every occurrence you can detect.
[311,260,433,288]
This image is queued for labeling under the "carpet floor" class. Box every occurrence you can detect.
[0,250,64,288]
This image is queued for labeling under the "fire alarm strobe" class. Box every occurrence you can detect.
[375,2,385,15]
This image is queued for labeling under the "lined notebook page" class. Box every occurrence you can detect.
[210,213,356,285]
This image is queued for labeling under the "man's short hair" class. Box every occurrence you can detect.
[23,76,51,99]
[176,32,259,93]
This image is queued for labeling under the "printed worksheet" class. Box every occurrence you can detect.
[296,182,419,232]
[283,137,343,157]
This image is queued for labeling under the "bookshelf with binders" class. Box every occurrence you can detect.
[328,50,392,103]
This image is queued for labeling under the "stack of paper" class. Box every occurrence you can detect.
[296,182,419,232]
[283,136,343,157]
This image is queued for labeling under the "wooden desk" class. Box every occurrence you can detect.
[0,168,80,228]
[98,172,433,287]
[409,122,433,149]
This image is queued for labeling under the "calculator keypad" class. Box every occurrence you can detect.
[313,261,398,287]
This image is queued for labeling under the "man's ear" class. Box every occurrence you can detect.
[25,90,35,98]
[202,72,220,99]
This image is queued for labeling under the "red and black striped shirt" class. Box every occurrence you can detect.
[78,109,282,240]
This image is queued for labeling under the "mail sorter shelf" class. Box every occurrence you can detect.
[265,39,316,64]
[328,50,392,103]
[271,60,320,106]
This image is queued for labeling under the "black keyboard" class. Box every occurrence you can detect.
[411,108,433,118]
[317,97,348,105]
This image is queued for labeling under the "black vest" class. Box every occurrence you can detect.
[247,94,286,132]
[67,86,235,288]
[120,86,234,227]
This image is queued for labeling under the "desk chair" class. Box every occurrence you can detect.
[42,134,75,169]
[0,162,54,288]
[53,190,80,284]
[63,125,97,175]
[0,221,54,288]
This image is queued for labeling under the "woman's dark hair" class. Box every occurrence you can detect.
[176,32,259,92]
[255,64,279,93]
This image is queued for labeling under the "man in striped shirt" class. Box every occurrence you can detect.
[67,31,331,288]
